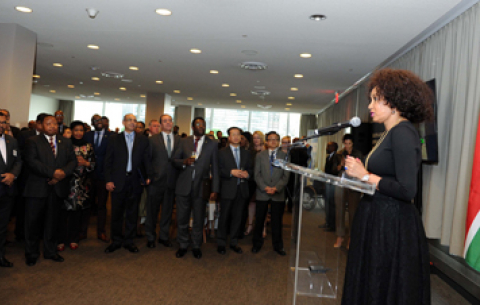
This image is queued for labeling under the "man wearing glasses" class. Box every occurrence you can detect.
[54,110,67,135]
[252,131,290,256]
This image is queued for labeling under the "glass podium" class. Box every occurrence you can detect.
[272,160,375,305]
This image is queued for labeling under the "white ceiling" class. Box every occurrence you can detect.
[0,0,464,113]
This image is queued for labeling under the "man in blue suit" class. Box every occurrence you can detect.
[83,114,113,242]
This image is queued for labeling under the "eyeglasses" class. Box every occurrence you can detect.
[55,114,64,117]
[0,121,6,125]
[93,119,102,123]
[267,138,279,142]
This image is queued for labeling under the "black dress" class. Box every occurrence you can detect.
[342,121,430,305]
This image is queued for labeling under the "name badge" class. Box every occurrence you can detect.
[13,150,17,157]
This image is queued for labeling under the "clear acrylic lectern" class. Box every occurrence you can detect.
[272,159,376,305]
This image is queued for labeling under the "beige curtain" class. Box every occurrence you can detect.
[58,100,73,125]
[299,114,317,138]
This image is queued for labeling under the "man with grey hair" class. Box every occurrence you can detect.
[148,119,161,136]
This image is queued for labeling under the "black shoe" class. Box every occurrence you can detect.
[158,238,173,247]
[0,257,13,267]
[324,227,335,232]
[252,246,261,254]
[217,246,226,255]
[135,233,144,239]
[45,254,64,262]
[318,223,328,229]
[105,243,122,253]
[124,244,139,253]
[230,245,243,254]
[147,241,156,248]
[176,248,188,258]
[274,248,287,256]
[26,257,37,266]
[192,248,202,259]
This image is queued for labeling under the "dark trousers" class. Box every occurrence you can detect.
[176,185,206,249]
[58,209,81,244]
[110,176,141,246]
[13,195,25,239]
[82,178,108,236]
[253,199,285,250]
[217,186,245,247]
[25,192,61,259]
[0,194,14,257]
[325,184,336,229]
[145,180,175,242]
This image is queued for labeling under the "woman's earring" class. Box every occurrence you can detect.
[392,110,396,114]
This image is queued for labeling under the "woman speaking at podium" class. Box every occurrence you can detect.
[342,68,433,305]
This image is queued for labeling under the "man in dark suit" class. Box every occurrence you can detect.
[0,113,22,267]
[145,114,180,248]
[0,109,21,139]
[54,110,67,135]
[216,127,252,255]
[104,114,150,254]
[83,114,113,242]
[173,117,219,259]
[320,142,341,232]
[23,115,77,266]
[252,131,290,256]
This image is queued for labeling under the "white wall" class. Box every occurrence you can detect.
[29,94,59,122]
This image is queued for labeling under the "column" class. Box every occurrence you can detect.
[145,92,171,124]
[0,24,37,127]
[175,105,194,136]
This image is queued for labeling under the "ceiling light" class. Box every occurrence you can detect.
[285,108,291,111]
[87,44,99,50]
[94,92,100,96]
[187,97,193,101]
[210,70,219,74]
[300,53,312,58]
[91,77,100,81]
[119,87,126,91]
[190,49,201,54]
[286,103,293,106]
[198,103,202,106]
[129,66,139,71]
[288,97,295,100]
[114,98,120,101]
[75,96,80,99]
[173,90,180,94]
[53,63,63,67]
[155,9,172,16]
[222,84,229,87]
[291,87,298,91]
[294,74,303,78]
[155,80,163,84]
[15,6,32,13]
[49,90,56,93]
[140,94,146,98]
[241,105,246,108]
[68,85,75,88]
[33,75,40,78]
[310,14,327,21]
[230,93,237,97]
[236,100,242,103]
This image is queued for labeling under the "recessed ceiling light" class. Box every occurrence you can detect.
[294,74,303,78]
[49,90,56,93]
[140,94,146,98]
[114,98,120,101]
[53,63,63,67]
[155,80,163,84]
[68,85,75,89]
[88,44,99,50]
[91,77,100,81]
[241,105,246,108]
[310,14,327,21]
[119,87,126,91]
[230,93,237,97]
[75,96,80,99]
[291,87,298,91]
[94,92,100,96]
[222,84,229,87]
[300,53,312,58]
[190,49,201,54]
[173,90,180,94]
[285,108,290,111]
[236,100,242,103]
[210,70,219,74]
[155,8,172,16]
[129,66,139,71]
[32,75,40,78]
[286,103,293,106]
[288,97,295,100]
[15,6,32,13]
[198,103,202,106]
[187,97,193,101]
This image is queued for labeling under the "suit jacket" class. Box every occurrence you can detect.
[148,133,181,189]
[324,152,342,176]
[57,124,67,135]
[9,126,21,139]
[173,135,219,198]
[17,129,37,156]
[255,149,290,201]
[218,146,253,200]
[84,129,114,180]
[23,135,77,198]
[0,135,22,197]
[104,132,150,194]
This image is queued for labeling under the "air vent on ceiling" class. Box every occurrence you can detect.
[121,79,133,83]
[257,104,272,109]
[79,94,95,98]
[254,86,266,90]
[101,71,124,79]
[240,62,268,70]
[251,90,270,96]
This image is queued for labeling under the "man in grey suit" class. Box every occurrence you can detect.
[252,131,290,256]
[0,112,22,267]
[145,114,180,248]
[173,117,219,259]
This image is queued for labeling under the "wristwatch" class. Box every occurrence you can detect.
[361,174,370,182]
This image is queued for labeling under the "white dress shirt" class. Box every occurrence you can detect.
[162,131,174,151]
[44,134,57,156]
[94,128,105,147]
[0,134,6,163]
[194,135,205,159]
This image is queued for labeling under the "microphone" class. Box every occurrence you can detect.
[316,116,361,135]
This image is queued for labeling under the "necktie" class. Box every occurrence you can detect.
[270,151,275,176]
[235,148,240,184]
[167,135,172,158]
[49,136,56,157]
[127,133,133,172]
[194,138,199,153]
[94,131,100,149]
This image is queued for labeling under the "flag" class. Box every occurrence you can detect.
[464,118,480,271]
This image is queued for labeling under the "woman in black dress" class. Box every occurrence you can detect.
[342,68,432,305]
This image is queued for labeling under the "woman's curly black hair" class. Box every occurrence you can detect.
[367,68,433,123]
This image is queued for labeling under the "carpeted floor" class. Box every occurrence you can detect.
[0,202,470,305]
